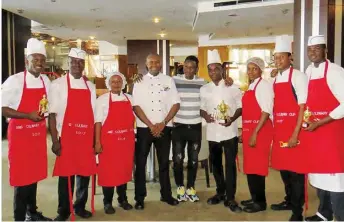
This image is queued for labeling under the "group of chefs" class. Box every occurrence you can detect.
[2,33,343,222]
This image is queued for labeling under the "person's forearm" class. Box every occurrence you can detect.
[2,107,29,119]
[95,122,102,144]
[164,103,180,124]
[253,112,270,134]
[200,109,209,119]
[231,108,242,121]
[133,106,153,127]
[292,104,305,137]
[48,113,59,143]
[317,115,335,127]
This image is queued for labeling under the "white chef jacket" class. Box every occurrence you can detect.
[274,66,309,104]
[132,73,181,128]
[248,78,274,116]
[306,60,344,192]
[2,71,51,111]
[49,74,96,136]
[95,92,133,125]
[200,79,242,142]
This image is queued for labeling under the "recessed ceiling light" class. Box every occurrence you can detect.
[158,33,166,38]
[89,36,95,40]
[169,43,173,47]
[43,42,47,45]
[51,37,55,41]
[154,17,160,23]
[52,46,55,49]
[228,14,238,17]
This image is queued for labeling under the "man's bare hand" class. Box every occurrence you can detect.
[287,135,299,148]
[304,121,320,132]
[248,132,257,147]
[204,113,215,123]
[133,73,143,83]
[224,77,234,87]
[52,141,61,156]
[94,142,103,154]
[270,69,278,78]
[27,111,43,122]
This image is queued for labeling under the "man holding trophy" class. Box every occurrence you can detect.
[303,35,344,222]
[2,38,52,221]
[200,49,243,213]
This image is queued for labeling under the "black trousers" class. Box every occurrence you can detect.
[247,174,266,206]
[57,175,90,216]
[13,182,38,221]
[316,188,344,221]
[102,184,127,205]
[172,123,201,188]
[135,127,173,202]
[280,170,305,216]
[209,137,238,201]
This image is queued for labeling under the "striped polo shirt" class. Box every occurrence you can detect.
[173,74,206,124]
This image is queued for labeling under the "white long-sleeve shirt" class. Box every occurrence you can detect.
[247,78,274,115]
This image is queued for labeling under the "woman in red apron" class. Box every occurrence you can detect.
[50,49,97,221]
[270,38,309,221]
[241,57,273,213]
[3,38,51,221]
[95,72,135,214]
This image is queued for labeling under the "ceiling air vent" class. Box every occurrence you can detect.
[214,0,273,7]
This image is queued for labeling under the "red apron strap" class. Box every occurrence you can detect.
[91,174,95,214]
[67,73,90,91]
[253,77,262,91]
[67,176,75,221]
[304,174,309,213]
[324,60,329,78]
[288,67,294,83]
[236,155,241,173]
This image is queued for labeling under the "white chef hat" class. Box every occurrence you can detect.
[207,49,222,65]
[246,57,265,71]
[308,35,326,46]
[26,38,46,57]
[104,71,127,90]
[274,35,292,54]
[68,48,86,60]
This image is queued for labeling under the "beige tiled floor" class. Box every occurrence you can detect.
[2,138,319,221]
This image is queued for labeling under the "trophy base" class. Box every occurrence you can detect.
[302,122,309,128]
[218,119,227,124]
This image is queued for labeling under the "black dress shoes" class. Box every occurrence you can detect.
[119,200,133,210]
[53,214,69,221]
[74,209,92,218]
[135,201,145,210]
[25,211,52,221]
[240,199,254,207]
[160,197,179,206]
[104,204,116,214]
[289,214,303,221]
[243,203,267,213]
[207,194,225,205]
[305,214,330,221]
[270,201,292,211]
[224,200,242,213]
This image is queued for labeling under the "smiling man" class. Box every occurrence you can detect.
[49,48,97,221]
[132,53,181,210]
[303,35,344,222]
[2,38,52,221]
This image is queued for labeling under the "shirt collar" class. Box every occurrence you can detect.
[26,71,41,79]
[211,79,224,87]
[250,77,260,86]
[279,66,292,76]
[69,73,83,80]
[147,72,161,78]
[311,59,329,69]
[110,91,123,96]
[182,74,197,80]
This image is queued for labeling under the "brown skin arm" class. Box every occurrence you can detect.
[200,109,214,123]
[249,112,270,147]
[288,104,305,147]
[133,106,159,136]
[2,107,43,122]
[155,103,180,135]
[94,122,103,154]
[220,108,242,127]
[48,113,61,156]
[305,115,334,132]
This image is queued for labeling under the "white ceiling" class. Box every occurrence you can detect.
[2,0,294,47]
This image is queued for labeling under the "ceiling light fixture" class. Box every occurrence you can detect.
[154,17,160,23]
[89,36,95,40]
[159,33,166,38]
[52,46,55,49]
[51,37,55,41]
[169,43,173,47]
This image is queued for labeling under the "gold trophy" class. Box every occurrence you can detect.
[217,100,230,124]
[302,106,312,128]
[38,94,48,117]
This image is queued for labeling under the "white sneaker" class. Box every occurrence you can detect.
[176,186,187,202]
[186,187,200,202]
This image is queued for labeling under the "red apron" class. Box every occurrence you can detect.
[52,74,97,219]
[271,67,307,173]
[7,71,48,186]
[242,78,273,176]
[303,61,344,173]
[97,93,135,187]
